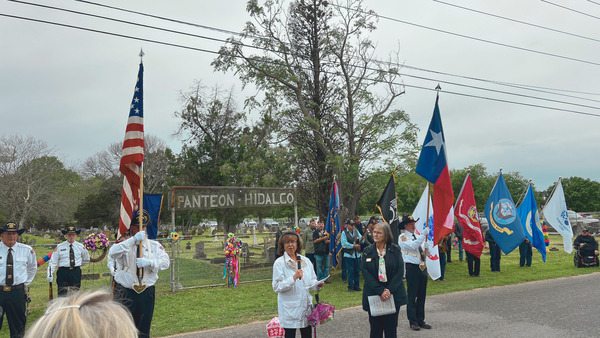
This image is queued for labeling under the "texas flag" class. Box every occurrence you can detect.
[416,94,454,245]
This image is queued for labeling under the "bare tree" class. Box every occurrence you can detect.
[213,0,418,218]
[0,135,78,229]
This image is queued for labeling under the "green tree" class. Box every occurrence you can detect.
[213,0,418,220]
[561,176,600,211]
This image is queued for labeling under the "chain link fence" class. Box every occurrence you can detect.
[33,232,279,293]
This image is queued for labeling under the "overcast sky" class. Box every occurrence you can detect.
[1,0,599,191]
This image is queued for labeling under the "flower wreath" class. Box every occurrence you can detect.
[84,233,110,263]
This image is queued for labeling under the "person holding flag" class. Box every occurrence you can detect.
[109,225,169,338]
[454,173,484,277]
[399,215,432,331]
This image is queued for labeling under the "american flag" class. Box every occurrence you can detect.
[119,62,144,237]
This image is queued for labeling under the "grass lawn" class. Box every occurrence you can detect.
[1,234,597,337]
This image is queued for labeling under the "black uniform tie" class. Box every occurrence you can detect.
[6,248,13,286]
[69,244,75,268]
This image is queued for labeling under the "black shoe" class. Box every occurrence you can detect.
[324,280,331,284]
[419,322,432,329]
[410,323,420,331]
[348,288,355,292]
[353,287,362,291]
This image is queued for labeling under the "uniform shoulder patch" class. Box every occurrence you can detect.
[401,236,407,242]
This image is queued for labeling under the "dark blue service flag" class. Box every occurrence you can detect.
[132,194,163,239]
[484,173,526,255]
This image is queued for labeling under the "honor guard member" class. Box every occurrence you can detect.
[107,228,132,278]
[398,215,432,331]
[109,226,169,338]
[47,225,90,296]
[0,222,37,338]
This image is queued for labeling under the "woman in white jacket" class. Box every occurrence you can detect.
[273,231,323,338]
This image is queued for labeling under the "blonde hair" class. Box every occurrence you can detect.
[25,289,137,338]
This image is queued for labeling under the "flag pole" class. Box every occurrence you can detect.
[135,48,147,292]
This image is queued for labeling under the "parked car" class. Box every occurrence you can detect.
[567,210,599,234]
[262,218,279,230]
[240,218,257,230]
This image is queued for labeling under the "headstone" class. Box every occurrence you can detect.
[193,241,206,259]
[266,246,276,264]
[241,242,250,264]
[253,231,258,246]
[186,242,192,250]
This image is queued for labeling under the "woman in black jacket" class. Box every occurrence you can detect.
[361,222,407,338]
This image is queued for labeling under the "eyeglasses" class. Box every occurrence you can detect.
[373,231,384,235]
[284,241,297,245]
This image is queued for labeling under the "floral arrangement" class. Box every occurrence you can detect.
[170,231,180,241]
[84,233,110,252]
[223,233,243,287]
[293,225,301,234]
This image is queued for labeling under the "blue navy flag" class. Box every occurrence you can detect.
[132,194,163,239]
[325,182,342,269]
[517,184,546,262]
[484,172,526,255]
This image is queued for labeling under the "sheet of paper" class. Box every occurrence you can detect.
[368,295,396,317]
[305,275,330,289]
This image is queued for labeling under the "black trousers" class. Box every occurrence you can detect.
[284,326,311,338]
[57,267,82,296]
[489,244,501,271]
[466,251,480,276]
[368,309,399,338]
[114,283,155,338]
[405,263,427,325]
[0,285,27,338]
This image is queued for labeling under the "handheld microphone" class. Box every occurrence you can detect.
[296,255,302,280]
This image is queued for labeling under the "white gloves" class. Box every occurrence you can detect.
[47,276,53,283]
[136,258,153,268]
[133,231,146,243]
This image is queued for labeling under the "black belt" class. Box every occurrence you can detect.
[59,266,81,270]
[1,284,24,292]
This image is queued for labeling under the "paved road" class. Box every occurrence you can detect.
[165,272,600,338]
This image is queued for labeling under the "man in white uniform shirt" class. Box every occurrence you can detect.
[398,215,432,331]
[0,222,36,338]
[109,226,169,338]
[47,225,90,296]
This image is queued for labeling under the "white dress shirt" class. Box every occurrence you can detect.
[0,242,37,286]
[47,241,90,277]
[109,237,170,288]
[399,230,431,265]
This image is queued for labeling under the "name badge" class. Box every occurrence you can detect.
[366,258,372,262]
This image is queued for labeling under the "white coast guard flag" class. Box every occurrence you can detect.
[542,180,573,254]
[412,185,441,280]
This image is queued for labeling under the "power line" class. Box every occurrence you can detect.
[2,12,599,118]
[541,0,600,20]
[65,0,600,97]
[433,0,600,43]
[331,2,600,67]
[13,0,599,105]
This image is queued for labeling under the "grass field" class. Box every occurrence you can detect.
[0,233,597,337]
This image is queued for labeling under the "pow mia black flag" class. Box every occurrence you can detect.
[375,174,401,244]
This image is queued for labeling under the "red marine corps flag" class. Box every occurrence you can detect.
[118,56,145,238]
[454,173,484,258]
